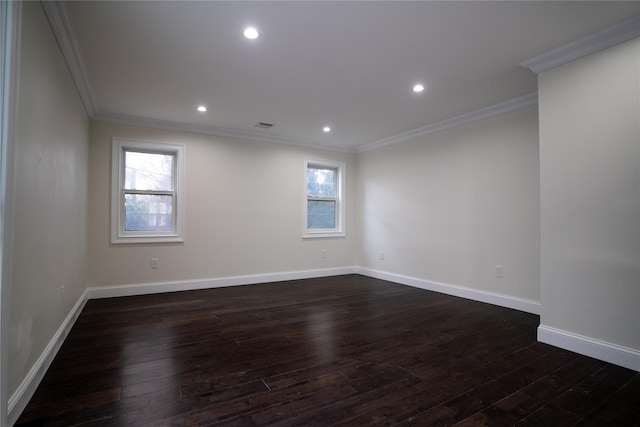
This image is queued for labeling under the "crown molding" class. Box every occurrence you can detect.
[519,13,640,74]
[356,92,538,153]
[40,0,96,116]
[94,92,538,156]
[92,111,358,154]
[38,0,537,155]
[45,0,634,154]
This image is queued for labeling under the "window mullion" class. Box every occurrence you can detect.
[307,196,337,202]
[124,189,174,196]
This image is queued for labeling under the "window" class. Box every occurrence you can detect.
[111,138,184,244]
[303,157,345,238]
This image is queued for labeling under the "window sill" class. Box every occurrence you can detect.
[111,235,184,245]
[303,231,346,239]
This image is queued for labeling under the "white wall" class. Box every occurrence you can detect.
[6,8,640,424]
[87,121,357,288]
[10,1,89,398]
[538,38,640,354]
[356,107,540,304]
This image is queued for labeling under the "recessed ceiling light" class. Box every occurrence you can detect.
[197,105,207,112]
[323,126,331,133]
[413,84,425,93]
[244,27,259,39]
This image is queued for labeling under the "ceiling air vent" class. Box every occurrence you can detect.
[255,122,274,129]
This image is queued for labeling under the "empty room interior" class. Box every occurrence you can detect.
[1,1,640,425]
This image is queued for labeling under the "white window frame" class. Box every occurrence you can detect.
[303,157,346,238]
[111,138,185,244]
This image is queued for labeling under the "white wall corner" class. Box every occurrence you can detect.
[40,0,96,116]
[519,13,640,74]
[538,325,640,372]
[355,267,540,315]
[86,267,358,299]
[1,1,22,425]
[8,290,88,426]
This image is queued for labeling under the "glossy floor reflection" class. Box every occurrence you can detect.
[16,275,640,426]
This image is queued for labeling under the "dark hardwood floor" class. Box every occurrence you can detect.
[16,275,640,426]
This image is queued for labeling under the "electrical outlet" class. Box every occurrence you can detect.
[495,265,503,278]
[151,258,159,269]
[379,251,385,260]
[321,249,327,259]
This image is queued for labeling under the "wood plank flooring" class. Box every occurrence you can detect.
[16,275,640,426]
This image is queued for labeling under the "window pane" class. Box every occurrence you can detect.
[308,200,336,229]
[307,167,336,198]
[125,150,174,191]
[124,194,173,231]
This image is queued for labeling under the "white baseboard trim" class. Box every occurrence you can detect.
[7,266,545,425]
[538,325,640,372]
[8,289,88,426]
[8,267,354,424]
[87,267,357,299]
[355,267,540,315]
[12,269,638,427]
